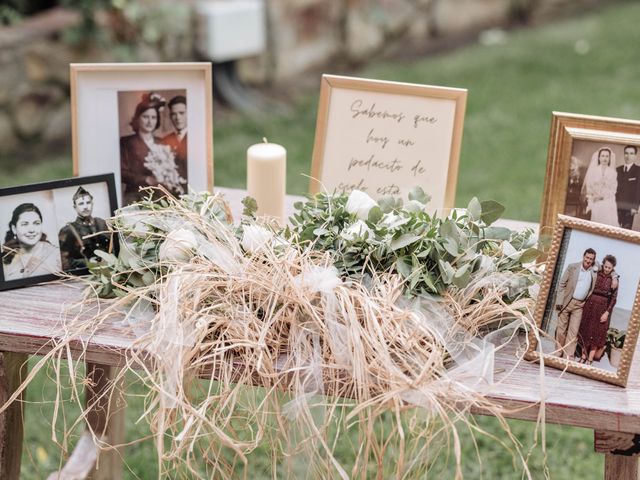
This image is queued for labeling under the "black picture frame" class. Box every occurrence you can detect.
[0,174,118,291]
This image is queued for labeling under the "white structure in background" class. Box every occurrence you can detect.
[195,0,268,112]
[195,0,266,62]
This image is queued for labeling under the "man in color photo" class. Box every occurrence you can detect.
[554,248,597,360]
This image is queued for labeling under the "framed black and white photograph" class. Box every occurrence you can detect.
[563,141,640,230]
[527,215,640,386]
[0,174,118,291]
[541,112,640,234]
[71,63,213,206]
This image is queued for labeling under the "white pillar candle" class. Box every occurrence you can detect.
[247,141,286,223]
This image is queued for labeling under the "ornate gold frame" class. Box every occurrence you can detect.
[309,74,467,211]
[526,215,640,386]
[540,112,640,236]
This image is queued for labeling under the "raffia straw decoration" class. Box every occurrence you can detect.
[2,191,541,479]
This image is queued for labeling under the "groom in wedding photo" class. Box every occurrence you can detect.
[554,248,597,360]
[162,95,188,184]
[616,144,640,229]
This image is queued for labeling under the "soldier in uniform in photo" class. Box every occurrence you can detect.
[58,186,112,271]
[554,248,597,360]
[616,145,640,230]
[161,95,188,184]
[2,203,61,280]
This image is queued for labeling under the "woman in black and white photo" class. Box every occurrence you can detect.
[582,147,619,226]
[1,203,61,280]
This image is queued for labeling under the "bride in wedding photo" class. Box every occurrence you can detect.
[582,147,619,227]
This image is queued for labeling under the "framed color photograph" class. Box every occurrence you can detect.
[71,63,214,206]
[0,174,118,291]
[310,74,467,213]
[526,215,640,386]
[540,112,640,234]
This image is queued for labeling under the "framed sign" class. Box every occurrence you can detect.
[0,174,118,291]
[540,112,640,235]
[71,63,214,207]
[526,215,640,386]
[310,74,467,213]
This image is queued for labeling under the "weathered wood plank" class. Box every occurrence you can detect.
[595,430,640,456]
[0,352,27,480]
[603,455,639,480]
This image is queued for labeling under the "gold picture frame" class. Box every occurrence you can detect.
[540,112,640,236]
[310,74,467,213]
[526,215,640,386]
[70,63,214,207]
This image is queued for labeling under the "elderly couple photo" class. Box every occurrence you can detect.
[118,89,189,206]
[553,247,619,366]
[567,143,640,230]
[540,222,640,374]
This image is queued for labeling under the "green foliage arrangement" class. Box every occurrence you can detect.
[89,191,232,298]
[284,187,541,298]
[90,187,541,306]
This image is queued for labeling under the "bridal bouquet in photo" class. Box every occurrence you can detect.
[143,143,187,195]
[19,187,544,479]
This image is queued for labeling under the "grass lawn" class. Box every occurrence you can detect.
[10,1,640,477]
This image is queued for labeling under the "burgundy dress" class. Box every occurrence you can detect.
[578,271,617,352]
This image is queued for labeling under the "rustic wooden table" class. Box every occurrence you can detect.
[0,188,638,479]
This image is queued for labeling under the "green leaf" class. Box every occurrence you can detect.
[467,197,481,221]
[408,186,430,205]
[422,273,438,293]
[520,248,542,264]
[390,234,422,251]
[142,271,156,286]
[378,196,401,213]
[438,260,455,284]
[242,196,258,218]
[396,256,413,278]
[453,263,471,288]
[483,226,512,241]
[480,200,505,225]
[94,250,117,265]
[440,219,459,240]
[368,206,383,223]
[300,226,316,242]
[443,237,458,257]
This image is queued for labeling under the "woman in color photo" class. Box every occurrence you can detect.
[1,203,61,280]
[577,254,618,365]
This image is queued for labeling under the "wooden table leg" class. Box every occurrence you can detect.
[85,362,125,480]
[594,430,640,480]
[47,362,126,480]
[0,352,28,480]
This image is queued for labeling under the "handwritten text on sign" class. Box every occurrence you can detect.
[319,87,457,209]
